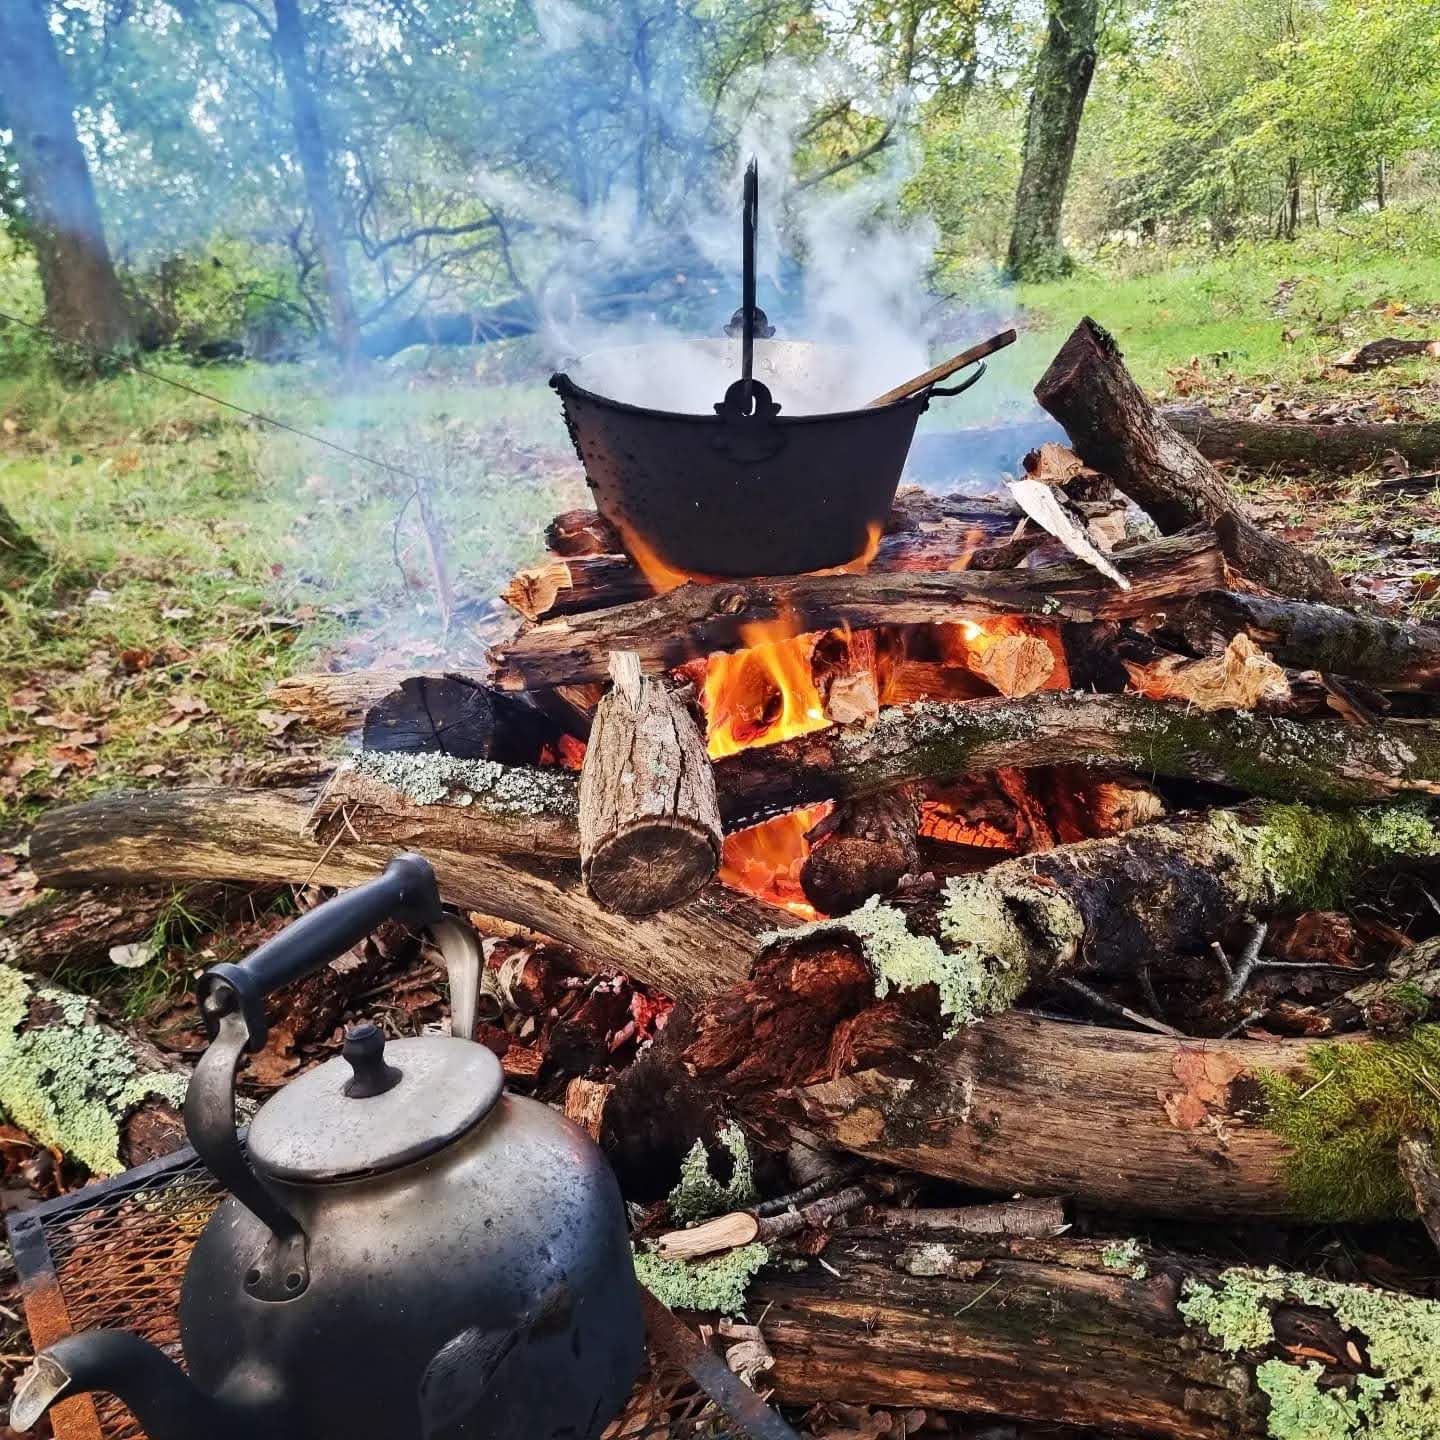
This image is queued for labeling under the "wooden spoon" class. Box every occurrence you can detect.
[865,327,1018,408]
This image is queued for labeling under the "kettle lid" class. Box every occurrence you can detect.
[246,1030,503,1183]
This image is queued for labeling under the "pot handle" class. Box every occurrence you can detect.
[197,853,442,1053]
[928,360,988,399]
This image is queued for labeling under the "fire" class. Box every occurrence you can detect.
[615,521,710,595]
[720,803,832,919]
[701,621,830,759]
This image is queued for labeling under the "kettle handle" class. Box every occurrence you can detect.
[184,854,442,1302]
[197,852,441,1052]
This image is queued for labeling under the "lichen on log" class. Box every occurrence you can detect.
[765,802,1440,1031]
[0,965,188,1175]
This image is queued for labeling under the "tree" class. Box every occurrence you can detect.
[0,0,133,352]
[1005,0,1100,280]
[267,0,360,363]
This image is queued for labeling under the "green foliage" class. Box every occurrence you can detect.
[1259,1026,1440,1218]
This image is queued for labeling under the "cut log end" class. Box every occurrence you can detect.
[582,818,720,916]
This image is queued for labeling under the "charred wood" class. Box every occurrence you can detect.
[490,531,1225,689]
[800,788,920,915]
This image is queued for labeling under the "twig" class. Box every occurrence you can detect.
[1222,920,1270,1000]
[1220,1007,1266,1039]
[754,1163,864,1218]
[1060,977,1184,1037]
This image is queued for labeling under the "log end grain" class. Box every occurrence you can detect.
[582,817,721,916]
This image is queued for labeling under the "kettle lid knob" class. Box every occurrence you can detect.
[342,1022,403,1099]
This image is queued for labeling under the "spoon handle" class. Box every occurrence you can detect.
[866,327,1018,408]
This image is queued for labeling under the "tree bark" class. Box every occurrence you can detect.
[26,785,781,1008]
[271,0,360,364]
[0,0,133,352]
[1179,590,1440,691]
[578,652,721,915]
[1037,319,1347,602]
[1005,0,1099,280]
[755,1223,1364,1438]
[1164,405,1440,472]
[760,1014,1345,1219]
[270,669,487,733]
[490,531,1224,690]
[1398,1133,1440,1254]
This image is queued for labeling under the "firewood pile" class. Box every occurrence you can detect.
[25,318,1440,1439]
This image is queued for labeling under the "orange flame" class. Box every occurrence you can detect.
[720,802,832,919]
[701,621,831,759]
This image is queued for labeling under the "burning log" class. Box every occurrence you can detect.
[1036,318,1347,603]
[715,692,1440,824]
[683,801,1440,1092]
[1166,403,1440,471]
[756,1014,1357,1219]
[578,652,721,915]
[490,531,1225,689]
[1179,590,1440,692]
[755,1223,1414,1438]
[800,788,920,916]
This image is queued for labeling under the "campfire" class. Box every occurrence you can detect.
[22,317,1440,1439]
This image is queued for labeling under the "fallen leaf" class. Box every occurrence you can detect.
[255,709,300,737]
[109,940,159,969]
[161,607,195,621]
[246,1023,299,1087]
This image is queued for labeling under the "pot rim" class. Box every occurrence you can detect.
[548,364,932,426]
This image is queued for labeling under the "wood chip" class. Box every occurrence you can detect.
[655,1210,761,1260]
[973,633,1056,698]
[1124,633,1291,712]
[1007,477,1131,589]
[502,560,572,622]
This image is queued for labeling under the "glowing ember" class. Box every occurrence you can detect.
[720,803,832,919]
[701,622,831,760]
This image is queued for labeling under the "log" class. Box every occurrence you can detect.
[1165,404,1440,473]
[490,531,1226,689]
[684,800,1440,1090]
[1036,318,1347,602]
[754,1224,1395,1437]
[278,693,1440,860]
[361,674,494,758]
[0,882,240,975]
[27,786,786,1009]
[800,787,920,915]
[270,669,483,732]
[578,652,721,915]
[1398,1133,1440,1253]
[759,1014,1348,1219]
[715,691,1440,826]
[1179,590,1440,691]
[1334,336,1440,371]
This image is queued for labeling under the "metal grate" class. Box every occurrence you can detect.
[7,1148,737,1440]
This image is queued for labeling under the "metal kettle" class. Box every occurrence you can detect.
[13,854,645,1440]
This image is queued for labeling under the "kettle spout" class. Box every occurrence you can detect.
[13,1332,247,1440]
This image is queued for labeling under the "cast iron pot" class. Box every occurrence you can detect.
[551,338,985,578]
[550,159,988,578]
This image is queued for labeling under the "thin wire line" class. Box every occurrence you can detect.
[0,307,444,489]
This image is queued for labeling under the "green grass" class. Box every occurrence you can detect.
[0,348,584,834]
[1015,206,1440,395]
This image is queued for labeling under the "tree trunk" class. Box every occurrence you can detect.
[759,1014,1351,1219]
[1037,318,1348,602]
[490,531,1224,690]
[755,1222,1388,1438]
[271,0,360,364]
[578,652,721,915]
[1005,0,1099,280]
[0,0,132,352]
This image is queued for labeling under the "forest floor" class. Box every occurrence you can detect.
[2,214,1440,997]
